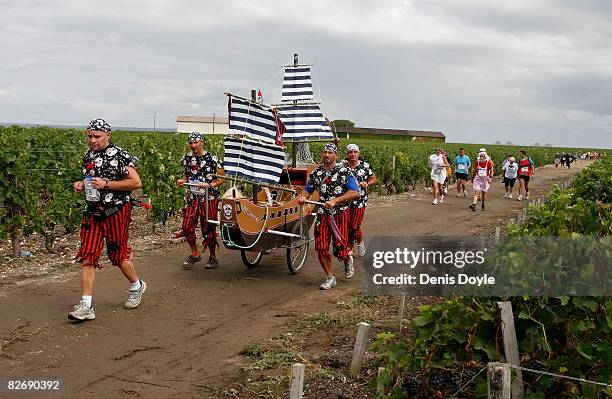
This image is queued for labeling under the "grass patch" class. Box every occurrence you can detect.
[240,334,302,371]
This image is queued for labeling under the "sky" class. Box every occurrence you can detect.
[1,0,611,148]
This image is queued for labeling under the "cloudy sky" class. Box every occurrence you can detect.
[1,0,611,148]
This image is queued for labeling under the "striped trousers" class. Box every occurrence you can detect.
[314,210,350,273]
[75,202,132,269]
[182,197,219,255]
[348,206,366,248]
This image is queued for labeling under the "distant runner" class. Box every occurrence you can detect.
[454,148,471,197]
[517,150,535,201]
[469,151,494,211]
[503,156,518,199]
[429,148,449,205]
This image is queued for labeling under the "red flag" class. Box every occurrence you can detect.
[257,90,263,103]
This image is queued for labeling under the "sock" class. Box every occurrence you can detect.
[129,279,142,291]
[82,295,92,307]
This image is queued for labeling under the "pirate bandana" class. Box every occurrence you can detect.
[346,144,359,152]
[87,118,111,133]
[322,143,338,153]
[188,132,203,142]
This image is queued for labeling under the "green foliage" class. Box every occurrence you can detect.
[332,119,355,128]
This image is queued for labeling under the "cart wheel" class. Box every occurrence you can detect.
[286,220,309,274]
[241,250,263,268]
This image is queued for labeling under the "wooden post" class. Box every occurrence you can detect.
[522,207,528,222]
[495,220,501,244]
[509,218,515,226]
[497,302,524,399]
[290,363,305,399]
[376,367,385,398]
[350,322,371,376]
[487,362,511,399]
[398,294,406,332]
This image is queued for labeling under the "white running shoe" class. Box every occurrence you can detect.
[344,255,354,279]
[319,275,337,290]
[439,196,444,204]
[124,280,147,309]
[463,191,467,197]
[526,193,530,200]
[444,187,448,194]
[508,194,512,199]
[504,193,508,198]
[68,301,96,321]
[517,195,523,201]
[357,241,366,257]
[432,198,438,205]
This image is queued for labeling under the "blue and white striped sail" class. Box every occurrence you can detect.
[228,97,279,144]
[223,136,286,184]
[281,67,314,102]
[276,103,333,141]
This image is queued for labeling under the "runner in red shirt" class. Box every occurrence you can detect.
[517,150,535,201]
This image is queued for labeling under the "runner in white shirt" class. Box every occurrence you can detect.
[503,156,518,199]
[429,148,448,205]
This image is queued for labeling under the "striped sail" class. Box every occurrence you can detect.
[281,67,314,101]
[229,97,279,144]
[223,136,286,184]
[276,104,333,141]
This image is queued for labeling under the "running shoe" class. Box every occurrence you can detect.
[124,280,147,309]
[319,276,337,290]
[517,195,523,201]
[469,204,476,212]
[68,301,95,321]
[205,257,219,269]
[508,194,512,199]
[357,242,366,257]
[182,254,201,269]
[439,196,444,204]
[432,198,438,205]
[344,255,355,279]
[526,193,530,200]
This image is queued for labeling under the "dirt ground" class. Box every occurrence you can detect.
[0,160,589,399]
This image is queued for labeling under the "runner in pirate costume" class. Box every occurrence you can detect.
[177,132,224,269]
[344,144,377,258]
[69,118,146,321]
[298,143,359,290]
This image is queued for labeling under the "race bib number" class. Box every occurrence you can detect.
[189,178,207,196]
[458,164,466,171]
[478,168,487,177]
[521,166,529,172]
[84,178,100,202]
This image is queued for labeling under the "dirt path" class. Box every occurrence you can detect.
[0,160,590,399]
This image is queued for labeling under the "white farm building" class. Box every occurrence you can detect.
[176,115,229,135]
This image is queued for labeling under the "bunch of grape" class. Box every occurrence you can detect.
[429,371,460,391]
[403,373,422,394]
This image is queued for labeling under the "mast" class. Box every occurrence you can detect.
[291,53,298,168]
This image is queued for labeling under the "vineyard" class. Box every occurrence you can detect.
[373,156,612,398]
[0,125,595,260]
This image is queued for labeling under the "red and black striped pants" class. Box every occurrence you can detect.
[348,206,366,248]
[314,210,350,270]
[182,196,219,254]
[75,202,132,269]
